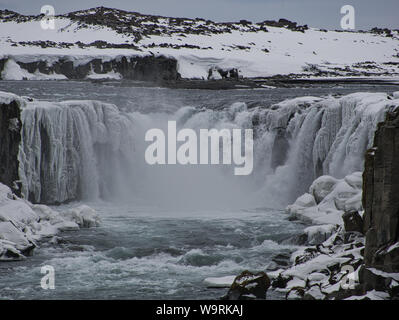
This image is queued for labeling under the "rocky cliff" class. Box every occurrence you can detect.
[0,55,180,81]
[0,98,21,196]
[363,108,399,273]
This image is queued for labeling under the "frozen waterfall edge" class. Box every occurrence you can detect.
[0,90,398,205]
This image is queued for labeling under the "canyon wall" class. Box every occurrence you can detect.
[0,55,180,81]
[363,108,399,273]
[0,98,21,196]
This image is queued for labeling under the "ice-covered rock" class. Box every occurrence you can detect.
[303,224,338,245]
[309,176,338,204]
[274,226,366,300]
[203,276,236,288]
[0,182,100,261]
[293,193,317,208]
[286,172,363,226]
[224,270,271,300]
[61,205,101,228]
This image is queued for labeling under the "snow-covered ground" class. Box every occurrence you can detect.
[0,7,399,80]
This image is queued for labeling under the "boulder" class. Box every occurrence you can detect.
[271,274,293,288]
[342,211,363,234]
[309,176,338,204]
[225,270,271,300]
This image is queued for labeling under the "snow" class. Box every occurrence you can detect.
[86,70,122,80]
[1,58,67,80]
[303,224,338,245]
[387,242,399,253]
[61,205,101,228]
[1,11,398,79]
[0,182,100,261]
[309,176,338,203]
[287,172,363,225]
[1,58,30,80]
[203,275,236,288]
[344,290,390,300]
[366,268,399,281]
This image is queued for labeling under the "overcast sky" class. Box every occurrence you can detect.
[0,0,397,30]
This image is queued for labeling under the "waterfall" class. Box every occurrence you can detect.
[17,92,392,207]
[18,100,137,204]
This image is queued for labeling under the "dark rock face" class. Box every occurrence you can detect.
[224,270,270,300]
[0,56,180,81]
[363,108,399,273]
[343,210,364,234]
[0,99,21,196]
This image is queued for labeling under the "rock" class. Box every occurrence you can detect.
[61,205,101,228]
[293,193,316,208]
[304,224,338,245]
[303,285,325,300]
[286,287,305,300]
[0,98,21,196]
[271,274,293,288]
[363,109,399,273]
[225,270,271,300]
[342,211,363,234]
[0,221,32,250]
[309,176,338,204]
[1,56,180,81]
[271,252,291,267]
[359,266,398,293]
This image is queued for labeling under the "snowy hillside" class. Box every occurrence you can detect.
[0,7,399,80]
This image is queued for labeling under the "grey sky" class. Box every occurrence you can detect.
[0,0,397,30]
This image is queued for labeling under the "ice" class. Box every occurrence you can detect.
[18,97,137,204]
[309,176,338,204]
[61,205,101,228]
[0,182,100,261]
[2,90,397,207]
[0,58,67,80]
[1,59,31,80]
[286,171,363,226]
[203,275,236,288]
[303,224,338,245]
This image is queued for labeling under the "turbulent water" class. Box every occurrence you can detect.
[0,80,398,299]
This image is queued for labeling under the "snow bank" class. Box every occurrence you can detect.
[0,182,100,261]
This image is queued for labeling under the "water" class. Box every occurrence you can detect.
[0,204,301,299]
[0,80,397,299]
